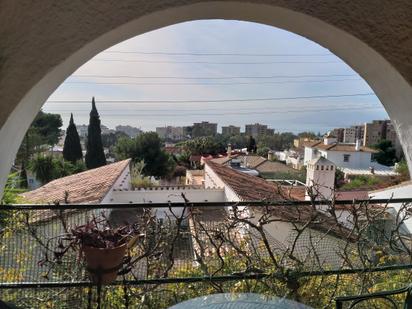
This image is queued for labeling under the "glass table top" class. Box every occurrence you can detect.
[168,293,313,309]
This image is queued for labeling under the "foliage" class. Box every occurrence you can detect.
[373,139,397,166]
[247,136,257,153]
[341,175,381,190]
[182,136,225,156]
[115,132,175,177]
[297,131,318,139]
[31,110,63,146]
[101,131,128,148]
[130,161,153,188]
[257,132,296,150]
[28,155,55,184]
[28,155,86,185]
[256,146,270,157]
[85,97,106,169]
[335,167,345,187]
[259,170,306,183]
[0,173,25,229]
[19,165,28,189]
[62,114,83,164]
[15,110,63,166]
[396,159,410,180]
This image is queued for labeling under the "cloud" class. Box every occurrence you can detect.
[44,20,386,132]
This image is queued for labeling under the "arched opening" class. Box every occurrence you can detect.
[1,2,411,197]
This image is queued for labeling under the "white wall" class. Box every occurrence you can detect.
[204,164,241,202]
[109,187,226,219]
[369,183,412,234]
[323,150,372,169]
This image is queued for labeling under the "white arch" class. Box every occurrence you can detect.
[1,1,411,197]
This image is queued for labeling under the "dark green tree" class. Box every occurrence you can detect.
[63,113,83,164]
[183,136,225,156]
[85,97,106,169]
[31,110,63,146]
[373,140,397,166]
[15,110,62,166]
[29,155,55,184]
[247,136,257,153]
[20,163,28,188]
[114,132,175,177]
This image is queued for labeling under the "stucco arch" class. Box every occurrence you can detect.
[0,1,411,198]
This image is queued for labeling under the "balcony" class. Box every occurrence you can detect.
[1,198,412,308]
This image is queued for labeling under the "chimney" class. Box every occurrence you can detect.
[267,150,274,161]
[355,139,360,151]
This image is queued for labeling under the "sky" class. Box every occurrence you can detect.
[43,20,388,134]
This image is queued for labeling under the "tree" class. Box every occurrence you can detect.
[395,159,410,180]
[247,136,257,153]
[15,110,62,166]
[29,155,55,184]
[101,131,128,148]
[19,164,28,189]
[29,155,86,185]
[31,110,63,146]
[183,137,225,156]
[257,146,270,157]
[85,97,106,169]
[63,114,83,164]
[114,132,175,177]
[373,140,397,166]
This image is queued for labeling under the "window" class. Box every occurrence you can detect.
[321,165,324,170]
[343,154,350,162]
[331,166,334,170]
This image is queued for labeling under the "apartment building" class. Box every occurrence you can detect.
[156,126,185,141]
[192,122,218,137]
[245,123,274,137]
[221,125,241,136]
[115,125,142,138]
[344,125,364,143]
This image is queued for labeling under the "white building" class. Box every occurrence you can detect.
[304,134,396,177]
[305,157,336,201]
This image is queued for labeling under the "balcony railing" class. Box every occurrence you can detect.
[1,198,412,308]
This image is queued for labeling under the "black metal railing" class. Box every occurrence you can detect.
[1,198,412,308]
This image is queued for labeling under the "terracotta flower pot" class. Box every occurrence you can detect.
[82,243,127,284]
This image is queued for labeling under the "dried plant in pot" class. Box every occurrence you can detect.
[45,215,138,284]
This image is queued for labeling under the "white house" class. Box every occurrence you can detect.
[304,134,397,177]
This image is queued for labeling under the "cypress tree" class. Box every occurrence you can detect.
[63,113,83,164]
[85,97,106,169]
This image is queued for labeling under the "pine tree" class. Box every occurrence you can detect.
[63,113,83,164]
[85,97,106,169]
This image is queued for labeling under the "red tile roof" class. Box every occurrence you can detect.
[205,161,355,241]
[21,159,130,204]
[307,141,378,153]
[206,161,289,201]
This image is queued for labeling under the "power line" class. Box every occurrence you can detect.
[46,93,375,104]
[91,58,341,65]
[65,78,362,87]
[103,50,334,57]
[46,105,382,117]
[45,103,377,113]
[71,73,356,80]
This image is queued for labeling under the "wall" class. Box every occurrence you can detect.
[204,164,241,202]
[369,183,412,234]
[323,150,372,169]
[109,187,226,218]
